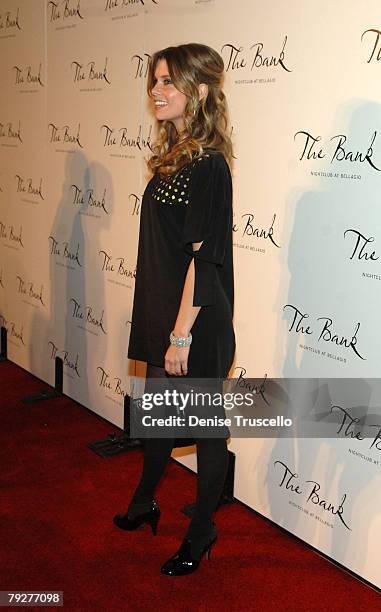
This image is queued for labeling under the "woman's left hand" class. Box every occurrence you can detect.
[164,344,190,376]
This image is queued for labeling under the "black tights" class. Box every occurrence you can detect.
[128,363,229,546]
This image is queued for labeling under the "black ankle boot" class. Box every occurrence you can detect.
[160,524,217,576]
[113,500,161,535]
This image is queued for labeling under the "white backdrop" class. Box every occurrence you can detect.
[0,0,380,589]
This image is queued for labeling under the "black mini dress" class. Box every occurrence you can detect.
[128,148,235,380]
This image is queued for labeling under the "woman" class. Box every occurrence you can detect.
[113,43,235,576]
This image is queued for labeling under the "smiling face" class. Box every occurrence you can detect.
[151,58,188,132]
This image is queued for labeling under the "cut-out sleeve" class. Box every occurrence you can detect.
[181,153,232,306]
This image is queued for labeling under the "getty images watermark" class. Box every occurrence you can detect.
[129,377,381,439]
[129,376,294,438]
[140,387,292,428]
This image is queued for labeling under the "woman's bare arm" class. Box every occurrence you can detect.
[164,242,202,375]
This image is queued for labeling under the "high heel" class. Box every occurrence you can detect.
[113,500,161,535]
[160,525,217,576]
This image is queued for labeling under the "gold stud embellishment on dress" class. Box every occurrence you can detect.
[151,164,196,206]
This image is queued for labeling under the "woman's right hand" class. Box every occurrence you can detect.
[164,343,190,376]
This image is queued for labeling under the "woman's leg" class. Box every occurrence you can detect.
[184,436,229,556]
[127,363,174,517]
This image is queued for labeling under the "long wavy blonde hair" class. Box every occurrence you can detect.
[146,43,233,177]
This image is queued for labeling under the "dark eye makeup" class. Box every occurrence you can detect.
[153,76,173,85]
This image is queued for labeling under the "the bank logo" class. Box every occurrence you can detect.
[221,37,292,85]
[274,459,351,530]
[68,297,107,335]
[47,0,84,25]
[16,274,46,307]
[48,122,84,149]
[96,365,126,404]
[101,123,153,150]
[0,221,24,249]
[0,7,22,35]
[15,174,44,201]
[0,121,23,146]
[233,211,280,254]
[99,249,135,288]
[48,340,81,378]
[294,130,380,174]
[284,303,365,361]
[0,314,25,346]
[71,183,109,215]
[71,57,111,88]
[48,234,83,269]
[12,63,44,88]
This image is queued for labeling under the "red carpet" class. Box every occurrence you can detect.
[0,360,379,611]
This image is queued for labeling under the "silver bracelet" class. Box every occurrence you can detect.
[169,330,192,347]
